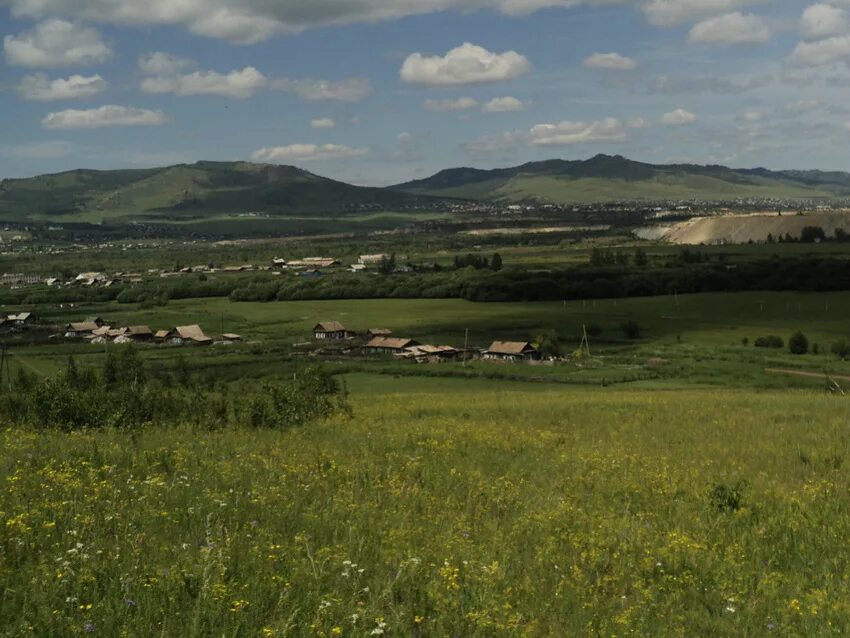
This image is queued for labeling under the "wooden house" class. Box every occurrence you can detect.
[483,341,541,362]
[313,322,349,340]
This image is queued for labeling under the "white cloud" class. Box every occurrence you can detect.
[141,67,267,99]
[801,4,848,40]
[662,108,697,126]
[642,0,762,27]
[273,77,372,101]
[396,132,414,144]
[42,105,168,130]
[0,140,74,159]
[689,12,771,45]
[4,19,111,67]
[583,52,637,70]
[787,34,850,66]
[483,96,526,112]
[138,51,196,76]
[17,73,107,101]
[2,0,633,44]
[251,144,369,162]
[424,96,480,111]
[400,42,531,86]
[627,116,651,128]
[311,117,336,128]
[529,118,628,146]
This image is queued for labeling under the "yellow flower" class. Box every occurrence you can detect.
[331,627,343,636]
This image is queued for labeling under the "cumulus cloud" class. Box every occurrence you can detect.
[787,34,850,66]
[4,19,111,67]
[689,12,771,45]
[424,97,480,111]
[17,73,107,101]
[311,117,336,128]
[627,116,651,128]
[272,77,372,101]
[529,118,628,146]
[661,108,697,126]
[650,73,773,94]
[138,51,196,76]
[251,144,369,162]
[642,0,762,27]
[42,105,168,130]
[400,43,531,86]
[2,0,636,44]
[141,66,267,99]
[583,52,637,70]
[801,4,848,40]
[482,96,526,112]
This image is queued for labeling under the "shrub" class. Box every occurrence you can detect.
[789,331,809,355]
[754,335,784,349]
[585,324,603,338]
[831,339,850,360]
[620,321,641,340]
[710,481,747,513]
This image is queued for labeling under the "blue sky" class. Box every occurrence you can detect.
[1,0,850,185]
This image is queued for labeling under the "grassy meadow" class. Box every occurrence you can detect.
[2,385,849,636]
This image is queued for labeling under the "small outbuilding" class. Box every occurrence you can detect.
[127,325,154,341]
[367,328,393,339]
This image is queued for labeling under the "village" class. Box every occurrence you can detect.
[0,254,405,290]
[2,310,546,364]
[313,321,544,364]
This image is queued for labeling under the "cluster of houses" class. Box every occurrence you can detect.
[313,322,541,363]
[62,317,242,346]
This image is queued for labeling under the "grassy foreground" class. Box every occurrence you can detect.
[2,385,849,636]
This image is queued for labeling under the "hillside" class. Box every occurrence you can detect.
[0,161,438,224]
[395,154,850,204]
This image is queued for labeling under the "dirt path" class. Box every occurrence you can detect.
[766,368,850,382]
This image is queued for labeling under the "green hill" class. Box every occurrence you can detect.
[0,161,440,224]
[394,154,850,204]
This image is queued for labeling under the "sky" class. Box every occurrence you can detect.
[1,0,850,185]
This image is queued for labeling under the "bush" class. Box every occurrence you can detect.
[585,324,603,338]
[710,481,747,513]
[620,321,641,340]
[831,339,850,360]
[789,331,809,355]
[754,335,784,349]
[0,348,347,431]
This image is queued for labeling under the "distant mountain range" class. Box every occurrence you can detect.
[0,161,436,224]
[394,154,850,204]
[3,155,850,225]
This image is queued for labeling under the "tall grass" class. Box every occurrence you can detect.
[1,388,848,636]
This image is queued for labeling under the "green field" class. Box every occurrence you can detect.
[2,386,849,635]
[5,291,850,393]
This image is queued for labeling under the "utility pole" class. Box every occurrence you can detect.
[463,328,469,367]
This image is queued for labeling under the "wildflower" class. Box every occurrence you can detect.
[83,622,95,633]
[331,628,343,636]
[230,599,249,613]
[414,615,424,624]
